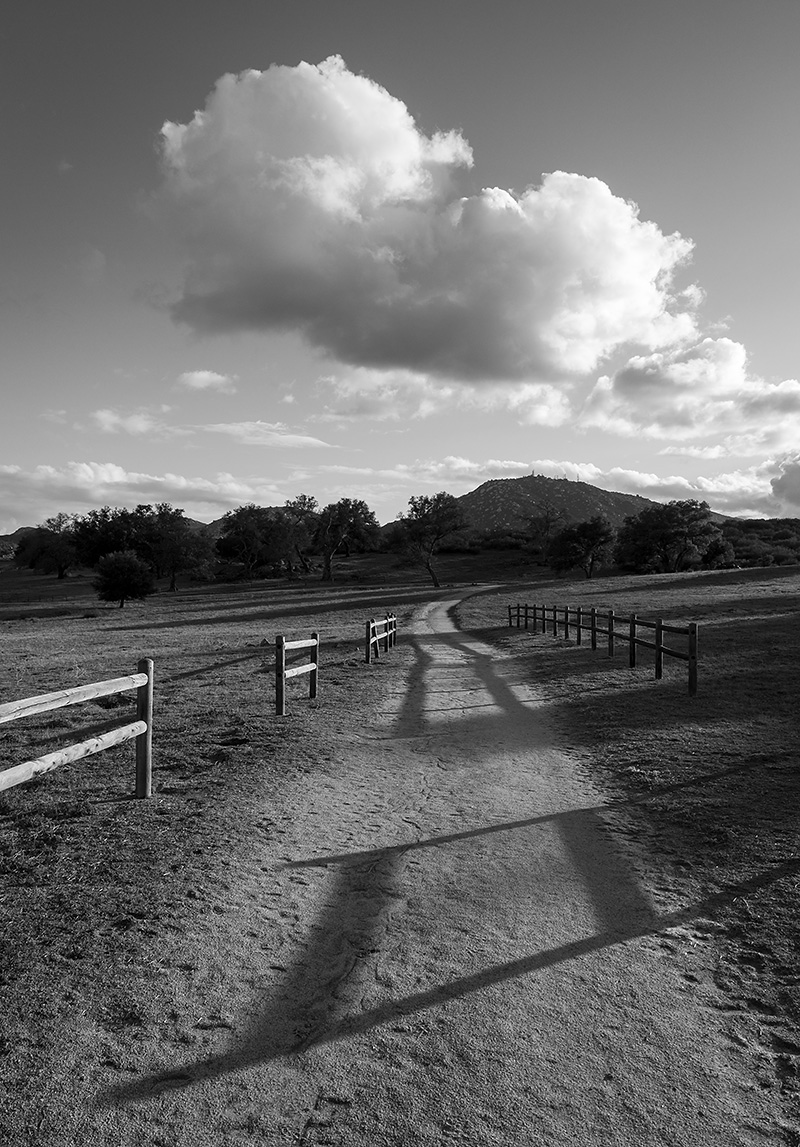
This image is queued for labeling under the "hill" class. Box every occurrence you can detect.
[456,473,663,532]
[0,526,36,557]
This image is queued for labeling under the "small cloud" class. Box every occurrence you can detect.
[89,408,188,438]
[57,159,74,175]
[199,420,334,448]
[770,454,800,512]
[41,408,68,424]
[176,370,238,393]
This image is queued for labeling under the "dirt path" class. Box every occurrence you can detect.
[95,594,783,1145]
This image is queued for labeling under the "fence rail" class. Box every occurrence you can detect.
[275,633,319,715]
[0,659,154,796]
[365,614,398,663]
[508,603,698,695]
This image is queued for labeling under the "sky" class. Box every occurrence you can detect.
[2,0,799,533]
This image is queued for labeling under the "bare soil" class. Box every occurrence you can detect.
[0,562,798,1144]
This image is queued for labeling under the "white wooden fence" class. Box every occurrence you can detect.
[0,659,154,797]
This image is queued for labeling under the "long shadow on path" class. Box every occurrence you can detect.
[97,601,793,1104]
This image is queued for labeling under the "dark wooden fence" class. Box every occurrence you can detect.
[275,633,319,716]
[365,614,398,663]
[509,603,698,695]
[0,659,154,796]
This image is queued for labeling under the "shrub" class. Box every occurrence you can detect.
[93,551,156,608]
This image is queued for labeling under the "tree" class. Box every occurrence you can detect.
[315,498,380,582]
[614,500,724,574]
[546,516,615,578]
[93,551,156,608]
[391,492,467,588]
[14,513,77,579]
[72,506,136,567]
[283,494,319,574]
[526,501,567,563]
[216,504,296,579]
[71,503,216,586]
[148,504,216,589]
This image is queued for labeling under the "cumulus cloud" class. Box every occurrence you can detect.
[583,337,800,453]
[177,369,238,393]
[199,420,334,448]
[0,461,284,532]
[770,455,800,511]
[317,367,571,425]
[156,56,697,383]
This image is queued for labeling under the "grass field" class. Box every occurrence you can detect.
[1,557,799,1138]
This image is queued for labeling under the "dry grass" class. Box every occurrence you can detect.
[458,565,800,1117]
[3,559,799,1139]
[0,569,449,1143]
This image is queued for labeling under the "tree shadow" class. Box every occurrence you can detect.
[107,587,449,633]
[97,598,791,1104]
[96,851,800,1105]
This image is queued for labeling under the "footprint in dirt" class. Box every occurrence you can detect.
[298,1095,353,1145]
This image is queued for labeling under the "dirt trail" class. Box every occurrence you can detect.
[96,595,783,1145]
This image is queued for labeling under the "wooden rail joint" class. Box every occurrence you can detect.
[0,659,154,798]
[275,633,320,716]
[365,613,398,664]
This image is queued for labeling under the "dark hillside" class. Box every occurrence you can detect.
[456,473,662,531]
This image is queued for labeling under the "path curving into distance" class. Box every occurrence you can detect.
[101,593,784,1145]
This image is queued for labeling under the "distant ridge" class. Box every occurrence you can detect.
[456,473,664,532]
[0,526,36,553]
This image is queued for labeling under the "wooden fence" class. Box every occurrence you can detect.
[365,614,398,664]
[0,659,154,797]
[275,633,319,716]
[509,603,698,695]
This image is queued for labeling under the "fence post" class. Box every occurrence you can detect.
[541,604,546,635]
[590,606,597,650]
[508,604,513,628]
[276,636,286,715]
[629,614,637,668]
[564,606,570,642]
[552,605,558,638]
[383,615,391,653]
[135,658,153,799]
[655,618,663,679]
[688,623,698,696]
[516,604,521,629]
[365,619,373,663]
[608,609,615,656]
[524,604,529,630]
[576,606,583,646]
[310,632,319,700]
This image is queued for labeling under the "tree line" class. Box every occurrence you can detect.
[11,492,467,605]
[10,493,799,606]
